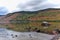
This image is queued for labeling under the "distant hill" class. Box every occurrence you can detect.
[27,8,60,20]
[0,8,60,32]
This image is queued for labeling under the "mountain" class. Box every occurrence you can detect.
[0,8,60,32]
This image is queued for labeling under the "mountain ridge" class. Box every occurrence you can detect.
[0,8,60,32]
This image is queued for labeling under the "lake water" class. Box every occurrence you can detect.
[0,28,55,40]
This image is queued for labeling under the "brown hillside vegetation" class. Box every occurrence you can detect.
[0,8,60,32]
[28,10,60,20]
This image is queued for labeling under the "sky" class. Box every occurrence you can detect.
[0,0,60,15]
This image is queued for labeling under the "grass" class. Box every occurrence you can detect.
[7,21,60,32]
[3,10,60,33]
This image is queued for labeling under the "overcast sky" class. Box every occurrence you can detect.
[0,0,60,15]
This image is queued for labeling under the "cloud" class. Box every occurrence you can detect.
[18,0,57,11]
[0,7,8,15]
[17,0,58,11]
[18,0,47,11]
[0,0,60,15]
[26,0,44,6]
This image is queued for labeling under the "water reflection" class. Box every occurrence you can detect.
[0,28,55,40]
[0,28,8,37]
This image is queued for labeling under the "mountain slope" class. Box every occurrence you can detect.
[27,8,60,20]
[1,8,60,32]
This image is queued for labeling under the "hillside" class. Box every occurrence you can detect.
[0,8,60,32]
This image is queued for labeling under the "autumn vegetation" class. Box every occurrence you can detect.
[1,8,60,33]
